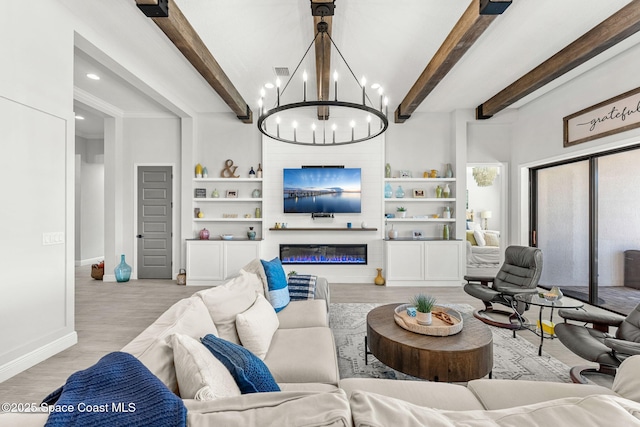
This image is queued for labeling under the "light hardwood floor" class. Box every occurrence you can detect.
[0,266,600,403]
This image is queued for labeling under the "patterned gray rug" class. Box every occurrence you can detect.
[330,303,571,383]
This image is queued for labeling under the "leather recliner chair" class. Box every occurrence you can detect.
[464,245,543,329]
[555,302,640,383]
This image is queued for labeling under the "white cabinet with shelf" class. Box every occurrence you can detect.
[185,240,261,286]
[384,240,464,286]
[192,178,263,237]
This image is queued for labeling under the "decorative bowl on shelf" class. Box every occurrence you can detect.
[220,234,233,240]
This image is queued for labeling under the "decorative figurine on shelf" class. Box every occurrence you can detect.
[114,254,132,283]
[430,169,438,178]
[435,185,443,198]
[252,188,261,198]
[249,166,256,178]
[212,188,219,198]
[197,211,204,218]
[247,227,256,240]
[385,163,391,179]
[220,159,239,178]
[443,184,451,198]
[445,163,453,178]
[194,208,200,218]
[195,163,203,178]
[199,228,210,240]
[395,185,405,198]
[202,167,209,178]
[256,163,263,178]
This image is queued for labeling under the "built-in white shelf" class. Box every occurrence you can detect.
[193,198,262,202]
[194,178,263,182]
[194,218,263,222]
[386,218,455,222]
[384,177,456,182]
[385,198,456,202]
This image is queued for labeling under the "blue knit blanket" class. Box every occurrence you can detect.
[288,274,317,300]
[42,351,186,427]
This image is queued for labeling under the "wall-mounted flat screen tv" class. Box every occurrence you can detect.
[283,168,362,213]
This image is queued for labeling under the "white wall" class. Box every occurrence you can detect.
[75,136,105,265]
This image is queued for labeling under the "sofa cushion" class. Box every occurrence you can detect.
[612,355,640,403]
[195,270,260,344]
[474,229,486,246]
[339,378,484,410]
[484,231,500,246]
[170,333,241,400]
[288,274,317,300]
[120,296,218,393]
[467,378,617,410]
[184,390,351,427]
[466,230,478,246]
[240,258,270,298]
[236,294,280,359]
[200,334,280,394]
[349,391,640,427]
[277,299,328,329]
[263,327,339,385]
[261,257,290,312]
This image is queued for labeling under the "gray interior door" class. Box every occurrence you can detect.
[137,166,172,279]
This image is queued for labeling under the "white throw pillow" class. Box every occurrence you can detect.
[195,270,261,344]
[484,232,499,247]
[236,294,280,360]
[170,333,241,400]
[473,229,486,247]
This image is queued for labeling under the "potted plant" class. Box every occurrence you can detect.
[396,206,407,218]
[411,293,437,325]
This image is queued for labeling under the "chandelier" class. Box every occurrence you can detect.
[472,167,498,187]
[256,1,389,146]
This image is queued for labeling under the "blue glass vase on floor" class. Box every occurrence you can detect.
[115,254,132,282]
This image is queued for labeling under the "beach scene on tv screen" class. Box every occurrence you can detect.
[283,168,361,213]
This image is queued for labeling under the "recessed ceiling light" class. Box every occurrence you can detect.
[264,83,274,89]
[75,115,85,120]
[86,73,100,80]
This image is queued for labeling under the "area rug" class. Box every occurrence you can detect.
[330,303,571,383]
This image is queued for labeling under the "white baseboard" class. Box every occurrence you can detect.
[75,256,104,267]
[0,332,78,383]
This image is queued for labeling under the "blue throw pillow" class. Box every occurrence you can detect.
[260,257,290,312]
[200,334,280,394]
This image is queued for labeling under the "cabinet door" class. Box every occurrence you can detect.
[385,241,424,281]
[225,241,261,279]
[424,241,464,280]
[186,241,224,285]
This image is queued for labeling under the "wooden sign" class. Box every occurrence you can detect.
[564,86,640,147]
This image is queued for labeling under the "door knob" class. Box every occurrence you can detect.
[136,234,143,238]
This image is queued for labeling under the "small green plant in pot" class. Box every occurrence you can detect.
[411,293,437,325]
[396,206,407,218]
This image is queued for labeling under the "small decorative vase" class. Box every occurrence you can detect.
[443,224,450,240]
[374,268,385,286]
[202,167,208,178]
[443,206,451,219]
[443,184,451,198]
[249,167,256,178]
[550,286,564,299]
[435,185,443,198]
[395,186,405,198]
[252,188,261,198]
[385,163,391,178]
[195,163,203,178]
[114,254,132,283]
[199,228,210,240]
[388,225,398,240]
[212,189,219,198]
[255,207,261,218]
[247,227,256,240]
[256,163,263,178]
[416,311,432,326]
[445,163,453,178]
[384,182,393,198]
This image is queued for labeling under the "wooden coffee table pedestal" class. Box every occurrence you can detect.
[366,304,493,382]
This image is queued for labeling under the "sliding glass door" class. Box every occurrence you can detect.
[531,146,640,315]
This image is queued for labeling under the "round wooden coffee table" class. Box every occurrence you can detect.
[366,303,493,382]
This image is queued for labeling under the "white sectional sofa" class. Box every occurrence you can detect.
[3,258,640,426]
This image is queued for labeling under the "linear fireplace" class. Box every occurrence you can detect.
[280,244,367,265]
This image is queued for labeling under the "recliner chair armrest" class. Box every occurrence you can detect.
[557,309,624,327]
[604,338,640,356]
[498,286,538,297]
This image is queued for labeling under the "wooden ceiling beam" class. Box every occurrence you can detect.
[394,0,507,123]
[135,0,252,123]
[477,1,640,119]
[313,0,334,120]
